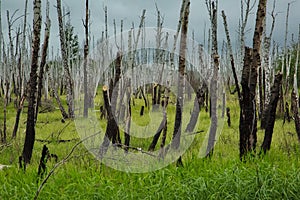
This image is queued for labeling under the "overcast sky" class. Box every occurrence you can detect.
[2,0,300,54]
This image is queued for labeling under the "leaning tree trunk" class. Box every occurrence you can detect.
[171,0,190,150]
[291,89,300,142]
[239,0,267,160]
[56,0,74,118]
[261,72,282,153]
[35,0,50,122]
[21,0,42,166]
[171,0,190,167]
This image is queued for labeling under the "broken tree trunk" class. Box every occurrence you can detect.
[99,86,121,158]
[239,0,267,160]
[261,72,282,153]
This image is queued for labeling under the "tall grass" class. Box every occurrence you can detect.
[0,93,300,199]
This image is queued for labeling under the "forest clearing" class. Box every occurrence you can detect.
[1,0,300,199]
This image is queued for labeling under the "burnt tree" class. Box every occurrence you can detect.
[291,90,300,142]
[261,72,282,153]
[239,0,267,160]
[21,0,42,165]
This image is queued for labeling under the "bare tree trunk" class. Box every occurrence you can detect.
[99,85,121,158]
[56,0,74,118]
[205,0,219,157]
[171,0,190,166]
[261,72,282,153]
[291,89,300,142]
[21,0,42,166]
[283,2,291,96]
[35,0,50,121]
[83,0,89,117]
[221,10,242,104]
[239,0,267,160]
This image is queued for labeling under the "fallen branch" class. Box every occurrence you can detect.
[35,138,80,143]
[113,143,157,158]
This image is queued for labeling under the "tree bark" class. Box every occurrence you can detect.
[239,0,267,160]
[35,0,50,122]
[83,0,89,117]
[291,89,300,142]
[56,0,74,118]
[171,0,190,150]
[21,0,42,165]
[99,86,121,158]
[261,73,282,153]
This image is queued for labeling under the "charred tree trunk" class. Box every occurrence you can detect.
[99,86,121,158]
[261,73,282,153]
[291,90,300,142]
[56,0,74,118]
[83,0,89,117]
[171,0,190,151]
[185,89,201,132]
[239,47,257,160]
[21,0,42,166]
[35,0,50,122]
[124,82,131,152]
[239,0,267,160]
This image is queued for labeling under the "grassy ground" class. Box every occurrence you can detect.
[0,92,300,199]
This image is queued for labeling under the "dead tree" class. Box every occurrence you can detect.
[83,0,89,117]
[261,72,282,153]
[291,89,300,142]
[35,0,50,122]
[56,0,74,118]
[99,85,121,158]
[171,0,190,148]
[239,0,267,160]
[171,0,190,166]
[21,0,42,166]
[205,0,219,157]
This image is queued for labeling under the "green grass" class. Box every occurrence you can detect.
[1,92,300,199]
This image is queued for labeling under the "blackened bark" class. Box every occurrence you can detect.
[12,94,26,139]
[261,73,282,153]
[37,145,49,179]
[239,0,267,160]
[140,106,144,116]
[21,0,42,165]
[99,86,121,158]
[148,117,167,151]
[283,102,291,124]
[171,0,190,151]
[35,1,50,121]
[185,89,200,132]
[152,83,158,110]
[111,52,122,114]
[291,89,300,142]
[226,107,231,127]
[124,80,131,152]
[83,0,89,117]
[239,47,257,160]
